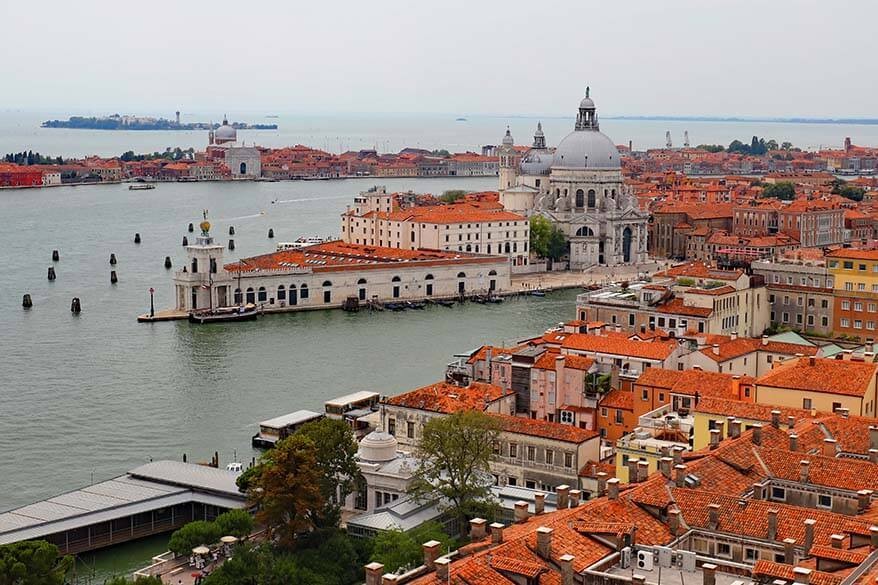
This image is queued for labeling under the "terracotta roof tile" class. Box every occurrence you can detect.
[491,413,599,444]
[384,381,512,413]
[561,333,677,361]
[756,357,878,398]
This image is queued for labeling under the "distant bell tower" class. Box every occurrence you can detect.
[175,110,180,125]
[498,126,517,190]
[533,122,546,150]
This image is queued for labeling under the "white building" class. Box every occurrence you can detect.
[499,89,649,269]
[207,117,261,178]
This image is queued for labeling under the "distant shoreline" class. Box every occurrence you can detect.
[604,115,878,126]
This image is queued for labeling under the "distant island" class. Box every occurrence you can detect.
[604,115,878,126]
[41,114,278,131]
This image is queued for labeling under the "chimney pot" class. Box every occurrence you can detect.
[787,415,796,429]
[607,477,620,500]
[809,356,816,366]
[536,526,553,558]
[423,541,442,570]
[752,424,763,446]
[712,343,720,356]
[771,410,781,428]
[365,562,385,585]
[669,508,682,536]
[514,501,529,523]
[534,492,546,515]
[768,509,779,541]
[596,472,609,496]
[804,519,816,554]
[708,503,721,529]
[673,446,684,464]
[869,526,878,549]
[637,460,650,483]
[382,574,399,585]
[469,518,487,540]
[800,460,810,484]
[702,563,718,585]
[560,554,575,585]
[569,489,582,508]
[793,567,812,585]
[490,522,505,544]
[789,433,798,451]
[556,485,570,509]
[783,537,797,564]
[858,490,872,513]
[627,457,639,482]
[659,457,674,479]
[434,557,451,582]
[729,419,742,438]
[823,438,837,457]
[709,429,721,449]
[762,335,769,346]
[869,426,878,451]
[830,534,845,549]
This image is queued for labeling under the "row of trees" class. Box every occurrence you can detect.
[119,147,195,162]
[761,179,866,202]
[167,509,254,556]
[4,151,64,165]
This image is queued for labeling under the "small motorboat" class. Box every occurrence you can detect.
[385,302,406,312]
[188,304,259,324]
[406,301,426,310]
[129,183,155,190]
[486,296,504,304]
[435,299,455,308]
[530,290,546,297]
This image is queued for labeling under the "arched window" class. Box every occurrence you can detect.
[234,288,242,304]
[210,259,217,273]
[513,242,517,253]
[257,286,267,302]
[391,276,401,282]
[424,273,434,296]
[611,189,617,197]
[425,274,434,280]
[191,258,198,273]
[488,270,497,276]
[587,189,596,208]
[504,242,510,253]
[575,189,584,208]
[465,244,472,252]
[357,278,367,285]
[457,272,466,278]
[289,284,298,305]
[246,287,255,304]
[277,284,286,301]
[358,278,367,300]
[300,283,309,299]
[322,281,332,303]
[322,280,332,287]
[575,226,595,237]
[240,162,247,174]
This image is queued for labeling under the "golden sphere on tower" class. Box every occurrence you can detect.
[200,220,211,233]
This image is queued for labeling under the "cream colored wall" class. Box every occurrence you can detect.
[755,384,868,416]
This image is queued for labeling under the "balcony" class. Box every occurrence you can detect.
[637,403,694,434]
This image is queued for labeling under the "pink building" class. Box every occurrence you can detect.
[529,352,598,428]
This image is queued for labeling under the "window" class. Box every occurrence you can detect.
[717,543,732,559]
[855,320,863,329]
[745,548,758,562]
[564,452,573,468]
[527,446,536,461]
[509,443,517,458]
[841,318,850,327]
[818,494,832,509]
[803,398,812,409]
[406,421,414,438]
[821,300,828,309]
[842,300,851,310]
[559,410,574,424]
[641,389,649,401]
[600,407,608,417]
[300,284,309,299]
[546,449,554,465]
[492,441,500,455]
[771,486,786,501]
[387,418,396,436]
[615,409,624,424]
[507,477,517,486]
[844,261,854,269]
[855,302,864,312]
[257,286,267,302]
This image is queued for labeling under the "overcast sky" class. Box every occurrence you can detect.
[2,0,874,118]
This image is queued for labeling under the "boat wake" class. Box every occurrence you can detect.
[273,195,349,204]
[221,211,266,221]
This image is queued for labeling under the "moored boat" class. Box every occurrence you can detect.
[188,304,259,324]
[129,183,156,190]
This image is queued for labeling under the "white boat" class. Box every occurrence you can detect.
[276,236,328,251]
[129,183,156,190]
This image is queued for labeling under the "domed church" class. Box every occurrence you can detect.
[499,89,648,269]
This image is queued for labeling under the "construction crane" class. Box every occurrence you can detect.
[683,131,690,148]
[665,131,673,149]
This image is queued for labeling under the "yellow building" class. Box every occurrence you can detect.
[614,426,688,483]
[691,396,819,451]
[753,355,878,417]
[826,248,878,337]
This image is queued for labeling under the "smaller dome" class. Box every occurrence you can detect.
[501,127,514,146]
[215,117,237,142]
[579,96,595,109]
[358,430,398,462]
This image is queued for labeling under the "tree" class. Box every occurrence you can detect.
[781,141,794,150]
[104,576,163,585]
[409,410,500,534]
[439,190,467,203]
[697,144,724,153]
[370,522,452,573]
[215,508,254,538]
[765,139,779,151]
[530,216,567,261]
[294,418,360,527]
[546,226,568,261]
[0,541,73,585]
[245,435,325,550]
[837,185,865,202]
[761,182,796,201]
[168,520,222,556]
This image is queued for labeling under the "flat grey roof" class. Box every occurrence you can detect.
[258,409,322,429]
[325,391,379,407]
[0,461,246,545]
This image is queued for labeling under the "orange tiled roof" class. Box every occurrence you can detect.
[827,248,878,260]
[599,389,633,410]
[758,446,878,493]
[655,298,713,318]
[635,368,753,398]
[384,381,512,414]
[756,357,878,398]
[491,413,598,444]
[694,396,818,424]
[699,337,817,363]
[561,333,677,361]
[752,560,843,585]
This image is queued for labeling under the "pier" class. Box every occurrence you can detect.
[0,461,245,555]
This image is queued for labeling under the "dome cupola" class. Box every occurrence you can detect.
[357,430,398,462]
[552,87,621,170]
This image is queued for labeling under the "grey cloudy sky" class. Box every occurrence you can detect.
[1,0,874,118]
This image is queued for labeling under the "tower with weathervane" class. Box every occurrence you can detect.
[173,211,232,312]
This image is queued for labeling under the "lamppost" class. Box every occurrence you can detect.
[149,287,155,318]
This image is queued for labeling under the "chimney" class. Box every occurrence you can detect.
[768,509,779,541]
[731,331,738,341]
[809,355,816,366]
[365,562,384,585]
[708,503,721,530]
[870,426,878,451]
[469,518,487,540]
[752,482,763,500]
[514,501,529,523]
[534,492,545,515]
[752,424,763,446]
[709,429,721,449]
[870,449,878,464]
[434,557,450,582]
[712,343,720,356]
[823,438,837,457]
[490,522,505,544]
[556,485,570,509]
[830,534,844,549]
[799,460,810,484]
[382,574,399,585]
[762,334,769,346]
[596,472,609,496]
[423,541,441,570]
[485,348,493,382]
[536,526,553,558]
[675,464,688,487]
[789,434,799,451]
[804,519,816,554]
[669,508,682,536]
[627,458,639,482]
[637,460,650,483]
[843,350,853,361]
[608,477,620,500]
[569,489,582,508]
[787,415,796,430]
[857,490,873,513]
[703,563,718,585]
[837,407,849,418]
[673,446,684,465]
[870,526,878,549]
[729,419,742,438]
[731,376,742,400]
[560,554,575,585]
[793,567,812,585]
[633,575,647,585]
[771,410,781,428]
[867,338,875,354]
[715,420,726,440]
[782,538,802,566]
[659,457,674,479]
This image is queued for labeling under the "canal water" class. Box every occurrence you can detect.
[0,177,576,530]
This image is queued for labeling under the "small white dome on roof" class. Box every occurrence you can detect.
[358,430,398,462]
[215,116,237,143]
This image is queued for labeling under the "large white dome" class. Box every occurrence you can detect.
[357,430,398,462]
[215,118,237,142]
[553,129,620,169]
